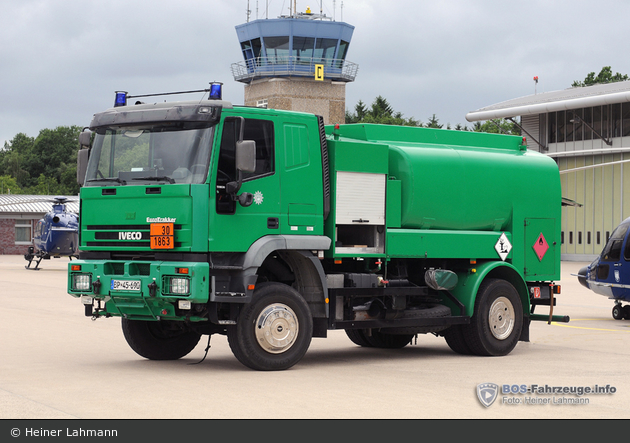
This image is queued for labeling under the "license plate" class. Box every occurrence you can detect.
[110,279,141,291]
[150,223,174,250]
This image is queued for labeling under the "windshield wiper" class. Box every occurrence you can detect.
[132,176,176,184]
[87,177,127,185]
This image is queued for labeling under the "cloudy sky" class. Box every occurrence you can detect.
[2,0,630,146]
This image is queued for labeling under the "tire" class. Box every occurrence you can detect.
[623,305,630,320]
[362,330,414,348]
[380,304,452,335]
[227,283,313,371]
[463,279,523,356]
[612,304,624,320]
[443,325,473,355]
[122,318,201,360]
[345,328,374,347]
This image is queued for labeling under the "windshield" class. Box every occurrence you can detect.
[85,123,214,186]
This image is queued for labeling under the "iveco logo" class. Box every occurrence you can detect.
[119,232,142,240]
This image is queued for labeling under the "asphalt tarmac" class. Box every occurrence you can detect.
[1,255,628,420]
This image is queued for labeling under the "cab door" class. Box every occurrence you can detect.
[208,115,281,252]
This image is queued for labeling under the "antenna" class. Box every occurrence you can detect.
[247,0,251,22]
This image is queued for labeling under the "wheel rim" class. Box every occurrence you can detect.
[488,296,515,340]
[255,303,299,354]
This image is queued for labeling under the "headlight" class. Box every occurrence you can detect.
[72,273,92,291]
[162,276,190,295]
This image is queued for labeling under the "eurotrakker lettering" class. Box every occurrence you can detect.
[146,217,176,223]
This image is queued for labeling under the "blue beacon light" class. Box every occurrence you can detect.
[209,83,222,100]
[114,91,128,107]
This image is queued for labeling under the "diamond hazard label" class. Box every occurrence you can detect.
[495,233,512,261]
[533,233,549,261]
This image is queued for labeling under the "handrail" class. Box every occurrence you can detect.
[231,56,358,82]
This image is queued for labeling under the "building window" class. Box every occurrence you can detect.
[583,107,593,140]
[612,103,622,138]
[548,112,556,144]
[623,103,630,137]
[15,219,32,244]
[557,110,565,143]
[263,36,290,61]
[257,99,268,109]
[593,106,602,139]
[548,104,630,143]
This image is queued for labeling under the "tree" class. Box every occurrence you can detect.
[346,96,421,126]
[25,126,81,187]
[2,126,81,194]
[2,133,34,187]
[572,66,628,87]
[425,114,443,129]
[0,175,22,194]
[472,118,521,136]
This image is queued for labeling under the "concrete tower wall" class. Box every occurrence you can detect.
[244,78,346,124]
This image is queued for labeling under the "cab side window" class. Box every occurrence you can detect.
[216,118,274,214]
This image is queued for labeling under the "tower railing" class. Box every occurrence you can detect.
[231,56,359,83]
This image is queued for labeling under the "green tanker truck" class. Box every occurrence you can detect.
[68,86,568,370]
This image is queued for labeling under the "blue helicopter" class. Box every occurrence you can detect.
[577,216,630,320]
[24,197,79,270]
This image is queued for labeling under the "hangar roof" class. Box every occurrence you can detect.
[466,80,630,122]
[0,195,79,218]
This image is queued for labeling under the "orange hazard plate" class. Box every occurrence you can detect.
[150,223,174,249]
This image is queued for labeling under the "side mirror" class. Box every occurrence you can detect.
[77,149,89,186]
[236,140,256,173]
[79,131,91,148]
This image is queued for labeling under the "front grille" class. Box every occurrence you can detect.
[105,262,125,275]
[130,263,151,276]
[84,224,183,248]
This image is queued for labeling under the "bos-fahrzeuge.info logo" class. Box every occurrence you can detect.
[476,383,616,408]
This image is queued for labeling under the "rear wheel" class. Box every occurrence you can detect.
[443,325,473,355]
[364,330,414,348]
[227,283,313,371]
[463,279,523,356]
[345,328,374,347]
[122,319,201,360]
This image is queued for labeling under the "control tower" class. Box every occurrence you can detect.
[231,5,357,124]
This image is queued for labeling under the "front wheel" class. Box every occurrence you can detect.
[463,279,523,356]
[122,319,201,360]
[612,304,624,320]
[227,283,313,371]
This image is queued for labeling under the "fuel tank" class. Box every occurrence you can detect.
[333,124,561,232]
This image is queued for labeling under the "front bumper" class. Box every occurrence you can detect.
[68,259,210,321]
